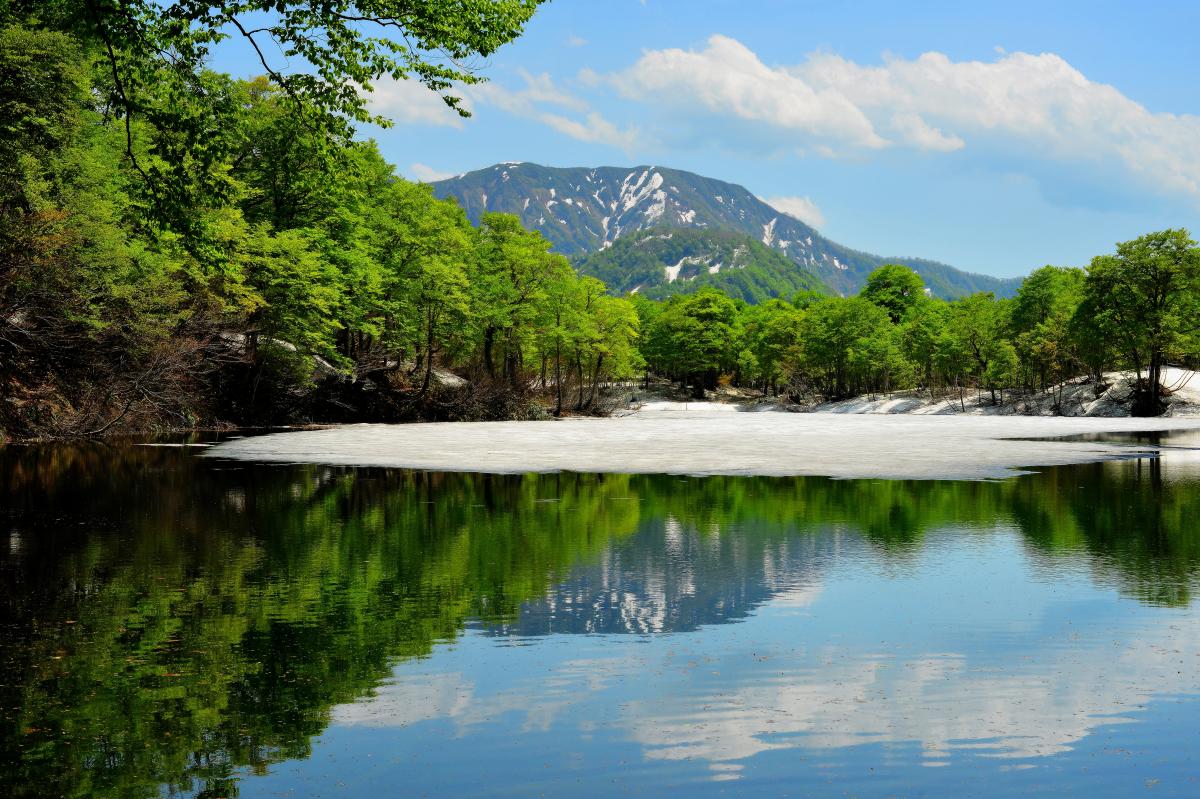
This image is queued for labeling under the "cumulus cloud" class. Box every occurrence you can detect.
[567,35,588,47]
[761,195,826,229]
[611,35,886,150]
[409,163,455,183]
[603,35,1200,201]
[367,77,469,128]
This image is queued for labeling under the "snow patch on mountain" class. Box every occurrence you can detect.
[620,170,665,214]
[762,217,778,247]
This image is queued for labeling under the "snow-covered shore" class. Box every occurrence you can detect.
[810,368,1200,417]
[207,410,1200,481]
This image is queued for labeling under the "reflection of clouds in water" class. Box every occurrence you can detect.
[328,503,1200,784]
[333,612,1200,782]
[331,671,475,729]
[766,583,823,609]
[624,614,1200,774]
[332,658,632,734]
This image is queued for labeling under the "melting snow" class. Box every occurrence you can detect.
[664,258,687,283]
[762,217,778,247]
[207,417,1200,481]
[664,256,702,283]
[619,170,664,214]
[643,190,667,222]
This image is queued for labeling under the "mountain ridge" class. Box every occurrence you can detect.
[431,163,1022,300]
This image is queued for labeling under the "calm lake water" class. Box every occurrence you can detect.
[2,436,1199,797]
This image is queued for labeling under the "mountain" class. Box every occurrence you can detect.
[431,163,1022,299]
[574,227,824,304]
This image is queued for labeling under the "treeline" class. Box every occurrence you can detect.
[635,233,1200,416]
[1,9,641,438]
[3,3,1198,436]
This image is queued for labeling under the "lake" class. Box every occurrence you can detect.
[2,436,1199,797]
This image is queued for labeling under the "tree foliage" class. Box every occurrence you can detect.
[631,231,1200,414]
[0,12,651,439]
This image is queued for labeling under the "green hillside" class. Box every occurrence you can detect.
[575,228,827,303]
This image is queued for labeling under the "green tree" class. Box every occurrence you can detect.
[861,264,927,324]
[471,213,563,387]
[5,0,544,226]
[946,292,1009,404]
[1010,265,1085,393]
[740,299,803,395]
[646,289,740,396]
[796,297,893,398]
[1082,229,1200,415]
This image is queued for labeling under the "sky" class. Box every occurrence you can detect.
[212,0,1200,278]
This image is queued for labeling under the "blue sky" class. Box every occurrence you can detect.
[213,0,1200,278]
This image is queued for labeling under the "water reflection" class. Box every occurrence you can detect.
[1,441,1198,797]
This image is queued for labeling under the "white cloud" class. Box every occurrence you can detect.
[468,71,641,152]
[539,111,641,150]
[611,35,887,150]
[889,111,965,152]
[409,163,455,183]
[603,36,1200,201]
[471,69,590,115]
[761,195,826,229]
[368,70,641,153]
[367,77,469,128]
[567,35,588,47]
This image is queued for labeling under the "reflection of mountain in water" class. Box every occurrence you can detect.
[497,517,847,636]
[1,441,1199,798]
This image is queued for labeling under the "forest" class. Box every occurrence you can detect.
[641,236,1200,417]
[2,3,1199,440]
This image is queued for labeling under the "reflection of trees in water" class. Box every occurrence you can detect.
[1013,458,1200,607]
[0,444,1197,797]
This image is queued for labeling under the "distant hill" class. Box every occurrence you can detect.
[432,163,1022,300]
[574,227,825,304]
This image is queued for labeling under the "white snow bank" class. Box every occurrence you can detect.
[206,414,1200,481]
[815,368,1200,418]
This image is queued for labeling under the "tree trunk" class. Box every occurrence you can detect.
[575,356,585,410]
[482,327,496,379]
[419,312,435,399]
[585,354,604,408]
[554,338,563,417]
